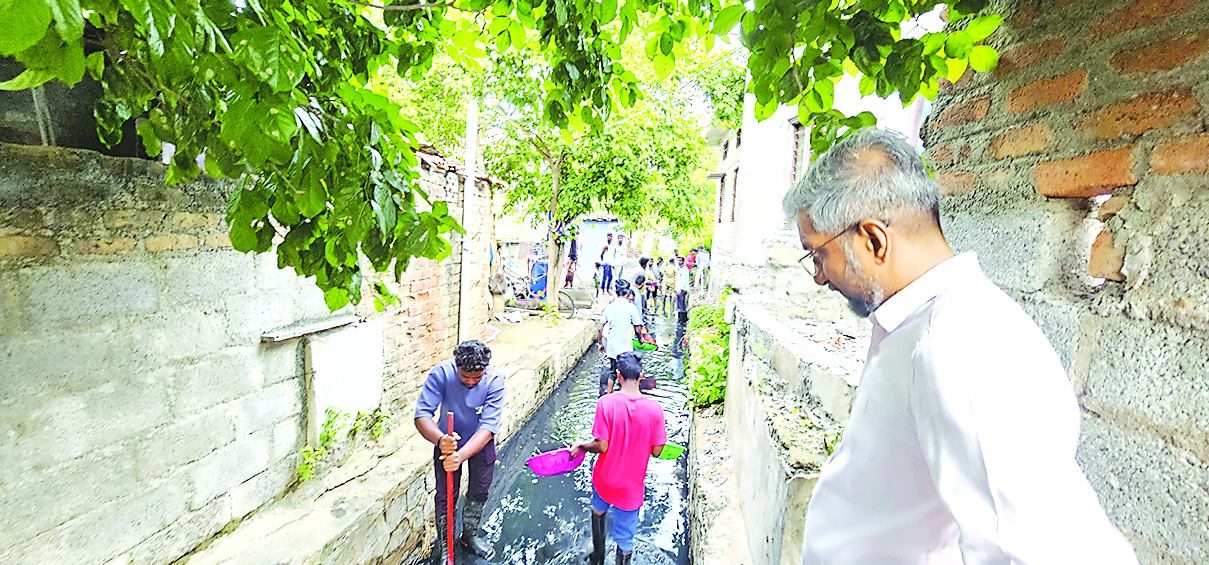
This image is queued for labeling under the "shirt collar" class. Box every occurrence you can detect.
[869,252,983,334]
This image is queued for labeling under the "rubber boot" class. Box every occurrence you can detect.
[615,547,632,565]
[585,512,606,565]
[459,499,494,559]
[434,512,449,562]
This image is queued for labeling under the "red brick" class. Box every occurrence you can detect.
[1098,195,1131,220]
[1087,0,1196,43]
[1035,148,1137,197]
[171,212,221,228]
[1007,70,1087,113]
[931,96,990,129]
[73,237,137,254]
[1012,0,1039,28]
[995,37,1067,77]
[1080,90,1199,139]
[146,233,198,252]
[936,170,978,197]
[204,233,232,247]
[989,123,1054,159]
[927,144,954,167]
[0,235,58,260]
[1111,32,1209,75]
[1151,134,1209,174]
[1089,231,1126,281]
[983,168,1015,188]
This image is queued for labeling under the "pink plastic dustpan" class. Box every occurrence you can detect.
[526,447,586,476]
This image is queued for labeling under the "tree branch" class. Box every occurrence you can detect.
[485,102,557,158]
[340,0,473,12]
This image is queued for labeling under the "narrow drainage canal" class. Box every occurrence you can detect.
[449,316,691,565]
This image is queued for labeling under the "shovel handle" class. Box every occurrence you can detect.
[446,412,455,565]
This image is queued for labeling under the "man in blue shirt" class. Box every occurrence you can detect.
[414,340,506,559]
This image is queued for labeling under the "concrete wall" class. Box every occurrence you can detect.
[720,300,869,565]
[0,144,494,565]
[0,145,331,565]
[923,1,1209,561]
[728,101,800,265]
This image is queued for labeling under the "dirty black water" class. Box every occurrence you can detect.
[442,315,690,565]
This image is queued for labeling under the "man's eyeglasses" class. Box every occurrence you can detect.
[797,223,861,277]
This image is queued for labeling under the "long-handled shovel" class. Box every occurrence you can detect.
[446,412,455,565]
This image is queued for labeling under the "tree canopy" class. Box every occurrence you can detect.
[0,0,1000,309]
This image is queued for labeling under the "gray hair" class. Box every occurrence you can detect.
[780,128,940,235]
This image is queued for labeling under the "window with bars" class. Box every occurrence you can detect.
[717,174,726,223]
[721,138,729,162]
[791,121,808,181]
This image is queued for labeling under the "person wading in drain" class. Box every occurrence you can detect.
[414,340,505,559]
[570,352,667,565]
[784,128,1138,564]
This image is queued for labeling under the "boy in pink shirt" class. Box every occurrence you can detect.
[570,352,667,565]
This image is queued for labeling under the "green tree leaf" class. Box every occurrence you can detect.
[965,14,1003,42]
[136,119,162,157]
[230,27,306,92]
[0,0,52,55]
[968,45,999,72]
[944,31,973,59]
[713,5,745,35]
[0,68,55,90]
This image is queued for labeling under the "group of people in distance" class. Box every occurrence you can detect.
[592,232,710,323]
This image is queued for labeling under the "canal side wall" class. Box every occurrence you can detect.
[181,317,599,565]
[0,144,493,565]
[720,301,855,565]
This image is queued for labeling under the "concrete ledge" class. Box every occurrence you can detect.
[721,301,867,565]
[183,317,597,565]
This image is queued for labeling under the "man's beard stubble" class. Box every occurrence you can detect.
[833,243,885,318]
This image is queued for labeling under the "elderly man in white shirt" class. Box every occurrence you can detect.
[783,129,1138,565]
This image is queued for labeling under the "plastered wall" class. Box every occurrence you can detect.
[0,144,493,565]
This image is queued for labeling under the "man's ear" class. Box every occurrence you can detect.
[860,219,892,263]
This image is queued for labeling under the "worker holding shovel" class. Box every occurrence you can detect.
[415,340,506,560]
[570,352,668,565]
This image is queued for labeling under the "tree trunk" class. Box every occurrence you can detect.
[544,155,562,315]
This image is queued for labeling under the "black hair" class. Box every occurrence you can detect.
[455,340,491,371]
[615,351,643,381]
[639,257,649,268]
[635,274,646,286]
[615,279,631,295]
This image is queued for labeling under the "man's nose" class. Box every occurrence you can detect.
[815,269,829,287]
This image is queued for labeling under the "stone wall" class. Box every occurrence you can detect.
[0,144,494,565]
[923,1,1209,561]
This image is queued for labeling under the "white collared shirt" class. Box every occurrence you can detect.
[801,253,1137,565]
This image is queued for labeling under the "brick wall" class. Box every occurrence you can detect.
[923,1,1209,562]
[0,144,495,565]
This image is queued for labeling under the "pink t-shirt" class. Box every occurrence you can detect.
[591,392,667,511]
